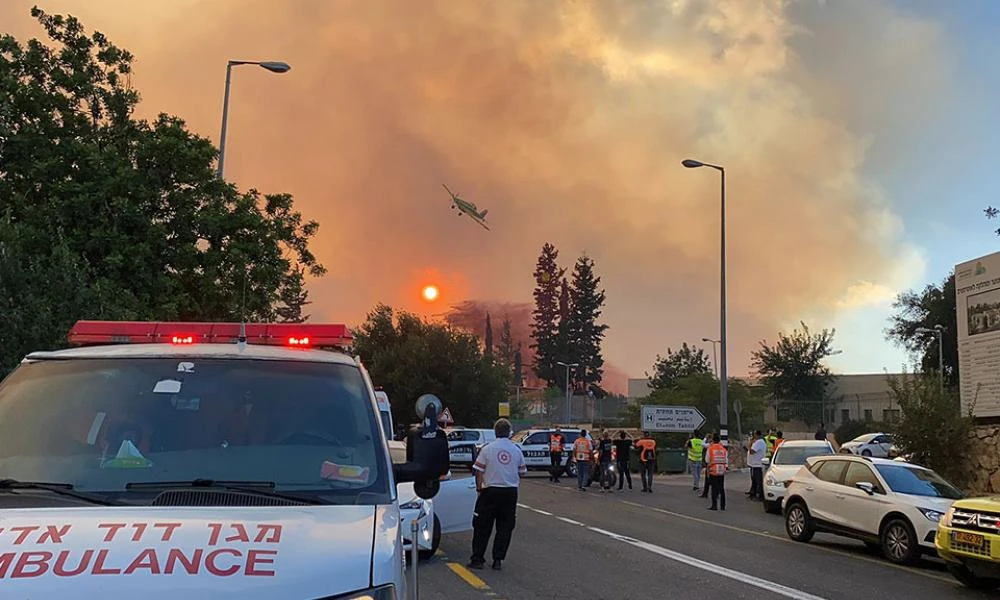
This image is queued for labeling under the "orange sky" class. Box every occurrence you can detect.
[3,1,945,387]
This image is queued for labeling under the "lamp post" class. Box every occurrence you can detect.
[556,361,579,424]
[218,60,291,179]
[684,158,727,444]
[701,337,720,379]
[915,325,945,392]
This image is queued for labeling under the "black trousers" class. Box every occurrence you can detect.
[616,459,632,489]
[640,460,654,491]
[470,487,518,563]
[549,451,562,481]
[709,474,726,509]
[749,467,764,499]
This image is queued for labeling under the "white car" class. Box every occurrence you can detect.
[783,454,964,565]
[761,440,835,514]
[840,432,896,457]
[447,427,496,468]
[512,428,583,475]
[389,443,477,559]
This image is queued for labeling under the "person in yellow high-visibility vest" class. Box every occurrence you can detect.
[764,429,778,459]
[686,430,704,491]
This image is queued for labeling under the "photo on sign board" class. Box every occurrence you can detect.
[967,287,1000,336]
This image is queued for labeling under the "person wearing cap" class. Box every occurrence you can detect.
[467,418,527,571]
[634,431,657,493]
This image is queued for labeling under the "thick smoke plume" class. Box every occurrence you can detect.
[3,0,949,376]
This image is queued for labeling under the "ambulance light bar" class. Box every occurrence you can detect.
[67,320,353,349]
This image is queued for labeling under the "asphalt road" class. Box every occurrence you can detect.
[418,471,993,600]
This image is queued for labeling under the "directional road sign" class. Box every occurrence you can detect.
[641,405,706,433]
[438,407,454,424]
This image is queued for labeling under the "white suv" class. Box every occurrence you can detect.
[762,440,835,514]
[512,428,583,475]
[783,455,964,565]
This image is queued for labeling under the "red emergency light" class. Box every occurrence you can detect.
[67,320,353,350]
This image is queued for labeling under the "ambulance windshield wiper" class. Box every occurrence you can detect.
[124,478,328,505]
[0,478,120,506]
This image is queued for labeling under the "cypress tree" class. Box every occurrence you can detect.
[530,243,564,384]
[565,254,608,389]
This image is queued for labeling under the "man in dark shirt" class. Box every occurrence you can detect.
[597,430,615,492]
[614,430,633,491]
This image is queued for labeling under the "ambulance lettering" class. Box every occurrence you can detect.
[0,521,283,579]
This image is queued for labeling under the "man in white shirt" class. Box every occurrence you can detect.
[747,430,766,501]
[467,418,527,571]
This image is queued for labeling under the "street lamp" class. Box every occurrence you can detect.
[684,158,727,444]
[556,361,579,424]
[701,337,720,379]
[217,60,291,179]
[915,325,945,392]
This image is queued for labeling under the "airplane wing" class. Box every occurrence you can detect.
[472,215,490,231]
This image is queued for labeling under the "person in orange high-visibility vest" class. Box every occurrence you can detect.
[773,431,785,454]
[635,431,657,493]
[548,427,566,483]
[706,433,728,511]
[573,430,593,491]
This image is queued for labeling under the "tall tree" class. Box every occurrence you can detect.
[885,273,958,388]
[530,243,564,385]
[750,322,837,425]
[497,315,515,373]
[353,304,508,428]
[646,343,712,391]
[554,277,573,392]
[484,312,494,357]
[0,8,324,373]
[564,254,608,390]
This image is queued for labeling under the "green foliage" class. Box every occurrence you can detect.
[888,371,974,487]
[646,343,712,391]
[885,273,958,388]
[352,304,509,429]
[0,7,323,373]
[564,254,608,390]
[834,419,892,445]
[530,243,564,384]
[750,322,837,426]
[496,316,516,382]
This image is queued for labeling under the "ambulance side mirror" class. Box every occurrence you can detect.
[392,394,450,499]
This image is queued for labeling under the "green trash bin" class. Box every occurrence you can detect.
[657,448,687,474]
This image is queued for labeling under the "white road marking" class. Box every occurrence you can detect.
[523,503,827,600]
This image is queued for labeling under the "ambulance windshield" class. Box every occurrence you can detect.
[0,357,391,504]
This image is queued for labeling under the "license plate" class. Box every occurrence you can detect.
[953,531,986,548]
[450,448,471,455]
[525,451,549,458]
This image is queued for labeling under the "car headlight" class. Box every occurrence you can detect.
[399,500,428,519]
[324,583,397,599]
[940,506,955,527]
[765,473,776,486]
[918,507,945,523]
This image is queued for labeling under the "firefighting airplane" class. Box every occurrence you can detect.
[442,184,490,230]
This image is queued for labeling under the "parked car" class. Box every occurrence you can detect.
[840,432,896,457]
[446,427,496,469]
[783,454,963,565]
[936,495,1000,590]
[761,439,835,514]
[512,428,583,476]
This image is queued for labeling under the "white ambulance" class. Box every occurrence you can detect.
[0,320,450,599]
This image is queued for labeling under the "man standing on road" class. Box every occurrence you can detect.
[597,430,615,492]
[468,418,527,571]
[635,431,657,493]
[764,429,777,460]
[615,430,633,491]
[699,431,711,498]
[747,430,766,501]
[548,426,565,483]
[573,429,593,491]
[686,430,704,491]
[706,433,727,511]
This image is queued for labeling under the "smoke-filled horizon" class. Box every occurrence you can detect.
[4,0,950,380]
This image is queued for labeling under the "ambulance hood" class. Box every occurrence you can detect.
[0,505,390,599]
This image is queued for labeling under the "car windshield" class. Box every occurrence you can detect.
[0,357,391,504]
[851,434,879,443]
[874,464,964,499]
[773,445,833,465]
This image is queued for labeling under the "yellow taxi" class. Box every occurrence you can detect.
[936,496,1000,590]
